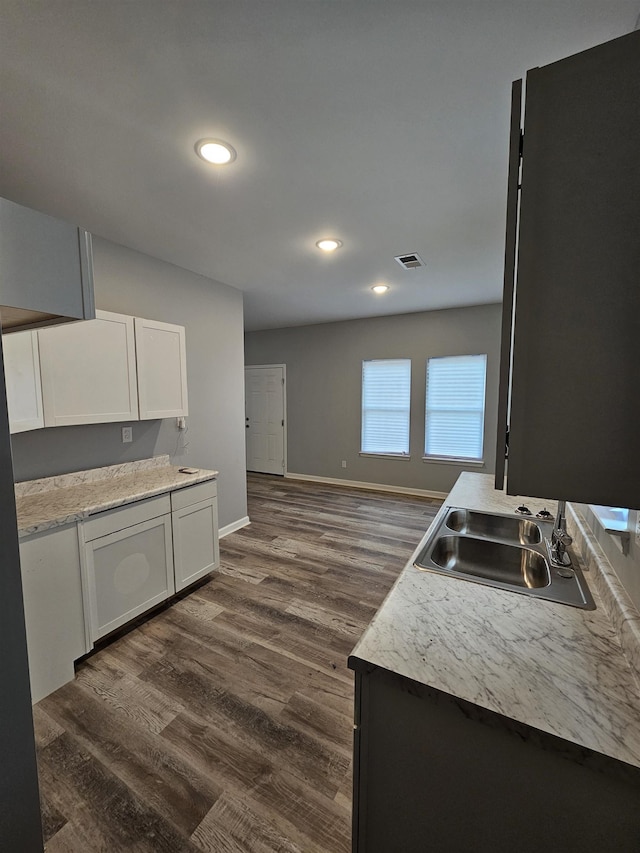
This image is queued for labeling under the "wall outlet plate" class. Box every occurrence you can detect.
[121,426,133,443]
[635,512,640,548]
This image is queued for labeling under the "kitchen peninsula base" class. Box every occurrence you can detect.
[351,663,640,852]
[349,473,640,852]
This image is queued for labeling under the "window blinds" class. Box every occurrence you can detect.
[425,354,487,460]
[361,359,411,455]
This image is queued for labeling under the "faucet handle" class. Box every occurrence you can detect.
[515,505,532,515]
[554,529,573,547]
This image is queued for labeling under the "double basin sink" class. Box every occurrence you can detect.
[414,507,594,609]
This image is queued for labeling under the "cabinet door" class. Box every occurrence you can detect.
[506,30,640,507]
[172,497,219,592]
[84,513,174,641]
[20,524,88,703]
[0,196,94,325]
[135,317,188,419]
[39,309,139,426]
[3,330,44,433]
[494,80,522,489]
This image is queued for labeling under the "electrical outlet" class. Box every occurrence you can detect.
[176,416,186,430]
[341,460,347,468]
[635,512,640,547]
[121,426,133,443]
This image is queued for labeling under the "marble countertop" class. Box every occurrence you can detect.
[350,472,640,770]
[16,456,218,537]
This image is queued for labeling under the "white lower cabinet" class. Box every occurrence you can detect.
[19,524,89,703]
[82,495,175,642]
[171,480,219,592]
[19,479,218,702]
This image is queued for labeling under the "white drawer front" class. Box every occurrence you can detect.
[83,494,171,541]
[171,478,217,511]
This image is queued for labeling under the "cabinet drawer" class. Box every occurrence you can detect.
[171,479,217,511]
[83,493,171,541]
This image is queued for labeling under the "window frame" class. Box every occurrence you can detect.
[423,353,487,464]
[360,358,412,458]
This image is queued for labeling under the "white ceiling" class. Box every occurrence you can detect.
[0,1,637,331]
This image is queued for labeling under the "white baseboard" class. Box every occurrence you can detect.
[284,472,446,501]
[219,516,251,538]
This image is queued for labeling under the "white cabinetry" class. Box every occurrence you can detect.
[19,524,88,703]
[135,317,188,419]
[3,311,188,430]
[18,476,218,701]
[3,330,44,433]
[171,481,219,592]
[39,309,138,426]
[82,495,174,642]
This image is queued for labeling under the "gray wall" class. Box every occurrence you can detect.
[11,237,247,529]
[245,303,502,494]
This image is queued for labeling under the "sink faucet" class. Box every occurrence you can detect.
[550,500,572,567]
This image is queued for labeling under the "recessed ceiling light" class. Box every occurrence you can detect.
[372,284,390,294]
[195,139,237,165]
[316,239,343,252]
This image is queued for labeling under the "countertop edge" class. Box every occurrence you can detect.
[17,467,218,538]
[348,657,640,784]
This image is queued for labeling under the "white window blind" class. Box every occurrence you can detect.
[361,359,411,455]
[425,354,487,461]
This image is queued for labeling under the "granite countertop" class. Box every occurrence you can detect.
[350,472,640,770]
[16,455,218,537]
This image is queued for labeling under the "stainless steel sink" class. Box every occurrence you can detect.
[430,535,550,589]
[414,507,595,609]
[445,508,542,545]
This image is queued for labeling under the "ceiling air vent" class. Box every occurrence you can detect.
[394,253,424,270]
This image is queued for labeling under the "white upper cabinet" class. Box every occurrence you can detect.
[135,317,188,419]
[39,309,139,426]
[3,330,45,433]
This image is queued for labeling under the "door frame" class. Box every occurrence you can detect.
[244,363,287,476]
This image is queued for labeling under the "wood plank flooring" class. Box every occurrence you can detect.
[35,474,441,852]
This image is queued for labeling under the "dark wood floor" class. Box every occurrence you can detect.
[35,474,441,852]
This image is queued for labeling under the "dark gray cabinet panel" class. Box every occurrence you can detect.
[0,332,44,851]
[502,30,640,508]
[0,197,95,330]
[352,664,640,853]
[494,80,522,490]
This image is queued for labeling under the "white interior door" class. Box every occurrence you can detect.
[245,365,285,475]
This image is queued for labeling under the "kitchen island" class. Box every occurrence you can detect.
[349,473,640,852]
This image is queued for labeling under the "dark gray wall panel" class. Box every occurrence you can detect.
[0,333,44,852]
